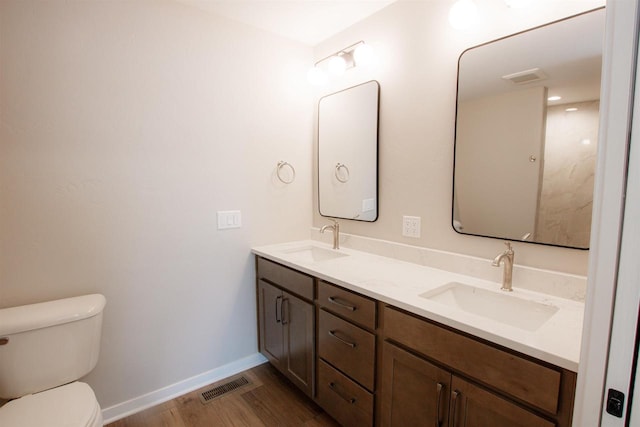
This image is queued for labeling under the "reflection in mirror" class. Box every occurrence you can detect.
[318,80,379,221]
[453,8,604,249]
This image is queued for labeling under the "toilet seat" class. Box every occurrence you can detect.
[0,381,102,427]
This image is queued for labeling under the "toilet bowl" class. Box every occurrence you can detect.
[0,382,103,427]
[0,294,106,427]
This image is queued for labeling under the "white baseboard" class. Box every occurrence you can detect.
[101,353,268,425]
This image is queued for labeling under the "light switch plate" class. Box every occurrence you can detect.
[402,215,421,238]
[217,210,242,230]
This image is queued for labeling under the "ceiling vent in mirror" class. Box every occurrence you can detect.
[501,68,547,84]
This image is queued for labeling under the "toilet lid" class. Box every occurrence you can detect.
[0,382,101,427]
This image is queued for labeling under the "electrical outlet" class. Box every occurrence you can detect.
[402,216,421,238]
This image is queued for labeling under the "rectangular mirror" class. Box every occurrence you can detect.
[318,80,380,221]
[453,8,605,249]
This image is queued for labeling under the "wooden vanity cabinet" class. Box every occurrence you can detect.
[316,280,377,427]
[380,306,576,427]
[255,256,577,427]
[381,340,555,427]
[256,258,315,398]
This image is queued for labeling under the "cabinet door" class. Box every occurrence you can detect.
[380,342,451,427]
[449,376,555,427]
[283,291,315,397]
[258,280,284,367]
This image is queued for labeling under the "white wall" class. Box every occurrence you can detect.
[0,0,313,411]
[312,0,605,275]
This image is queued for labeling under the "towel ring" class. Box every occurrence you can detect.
[335,163,350,183]
[276,161,295,184]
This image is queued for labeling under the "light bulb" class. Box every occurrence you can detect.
[327,55,347,75]
[353,43,375,67]
[449,0,479,30]
[307,66,327,85]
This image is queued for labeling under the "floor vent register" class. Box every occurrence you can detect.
[199,376,251,404]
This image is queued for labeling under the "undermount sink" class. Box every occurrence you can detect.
[419,282,559,332]
[282,246,349,262]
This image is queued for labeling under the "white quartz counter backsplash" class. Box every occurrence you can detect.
[252,238,585,372]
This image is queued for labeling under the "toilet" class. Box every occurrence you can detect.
[0,294,106,427]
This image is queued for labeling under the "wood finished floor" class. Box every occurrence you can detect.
[106,363,341,427]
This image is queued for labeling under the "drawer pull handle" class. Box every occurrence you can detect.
[328,296,357,311]
[328,330,356,348]
[435,382,444,427]
[275,296,282,323]
[329,382,356,404]
[0,337,8,345]
[451,390,460,427]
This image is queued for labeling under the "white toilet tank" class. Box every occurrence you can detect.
[0,294,106,399]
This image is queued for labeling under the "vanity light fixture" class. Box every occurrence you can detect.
[327,55,349,75]
[307,41,374,85]
[353,43,375,67]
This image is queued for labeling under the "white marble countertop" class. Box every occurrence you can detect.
[252,240,584,372]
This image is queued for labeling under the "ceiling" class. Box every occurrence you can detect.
[459,8,605,104]
[177,0,396,46]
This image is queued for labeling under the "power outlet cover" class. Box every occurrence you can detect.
[402,216,421,238]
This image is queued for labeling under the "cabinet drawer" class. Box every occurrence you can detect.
[318,309,376,391]
[257,257,314,300]
[384,306,562,415]
[317,359,373,427]
[318,280,376,329]
[451,376,555,427]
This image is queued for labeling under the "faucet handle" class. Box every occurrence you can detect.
[504,241,513,252]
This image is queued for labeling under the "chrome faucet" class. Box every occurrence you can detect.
[492,242,514,292]
[320,219,340,250]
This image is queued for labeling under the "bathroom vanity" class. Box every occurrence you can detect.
[253,241,582,427]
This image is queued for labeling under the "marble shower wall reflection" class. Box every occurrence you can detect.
[536,100,598,248]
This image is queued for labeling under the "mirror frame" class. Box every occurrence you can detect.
[451,8,604,250]
[318,80,380,222]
